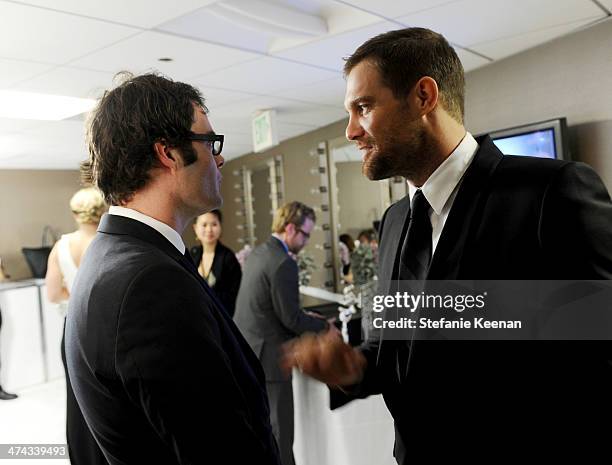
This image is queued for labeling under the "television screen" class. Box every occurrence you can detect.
[486,118,569,160]
[492,128,556,159]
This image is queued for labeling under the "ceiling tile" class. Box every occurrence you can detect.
[14,66,116,99]
[156,7,272,54]
[273,77,347,106]
[197,87,261,110]
[0,2,138,64]
[276,106,347,127]
[277,121,318,139]
[69,31,259,81]
[14,0,217,28]
[195,56,339,94]
[455,47,490,72]
[0,58,54,88]
[211,96,318,120]
[272,20,397,71]
[0,118,37,134]
[338,0,464,19]
[598,0,612,12]
[470,18,600,61]
[211,116,252,135]
[395,0,604,46]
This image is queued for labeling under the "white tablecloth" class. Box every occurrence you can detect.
[293,370,396,465]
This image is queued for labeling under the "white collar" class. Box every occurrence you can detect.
[108,206,186,254]
[407,132,479,214]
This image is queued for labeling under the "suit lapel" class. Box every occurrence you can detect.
[428,136,503,279]
[379,195,412,289]
[100,214,268,385]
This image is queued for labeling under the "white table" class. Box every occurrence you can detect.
[293,370,396,465]
[0,280,65,391]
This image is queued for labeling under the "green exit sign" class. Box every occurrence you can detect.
[252,110,279,153]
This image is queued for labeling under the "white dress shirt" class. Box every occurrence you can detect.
[108,206,186,255]
[407,132,479,255]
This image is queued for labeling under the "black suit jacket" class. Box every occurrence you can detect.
[346,136,612,462]
[189,242,242,317]
[234,236,327,382]
[65,215,280,465]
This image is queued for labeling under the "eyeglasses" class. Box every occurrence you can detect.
[188,133,224,156]
[296,227,311,239]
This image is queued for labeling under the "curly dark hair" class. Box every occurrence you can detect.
[344,27,465,124]
[82,72,207,205]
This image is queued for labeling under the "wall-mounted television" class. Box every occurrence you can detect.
[486,117,569,160]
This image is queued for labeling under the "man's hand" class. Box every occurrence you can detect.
[281,327,366,387]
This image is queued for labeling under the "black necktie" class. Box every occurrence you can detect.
[399,189,432,281]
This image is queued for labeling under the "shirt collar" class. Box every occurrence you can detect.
[407,132,479,215]
[108,206,186,254]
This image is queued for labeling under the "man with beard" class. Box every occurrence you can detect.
[234,201,329,465]
[283,27,612,462]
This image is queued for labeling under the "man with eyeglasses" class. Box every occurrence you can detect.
[65,73,281,465]
[234,201,331,465]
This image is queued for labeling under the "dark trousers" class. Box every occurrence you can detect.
[61,320,108,465]
[267,381,295,465]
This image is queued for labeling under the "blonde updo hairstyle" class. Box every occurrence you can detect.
[70,187,106,225]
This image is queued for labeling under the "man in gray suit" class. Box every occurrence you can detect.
[234,201,330,465]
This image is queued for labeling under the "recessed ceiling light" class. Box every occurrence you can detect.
[0,90,96,121]
[158,57,173,62]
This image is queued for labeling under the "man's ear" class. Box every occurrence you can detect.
[284,223,296,238]
[414,76,439,115]
[153,140,178,170]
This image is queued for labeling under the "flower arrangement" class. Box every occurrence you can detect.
[350,243,377,286]
[296,250,317,286]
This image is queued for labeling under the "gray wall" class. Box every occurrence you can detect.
[465,18,612,191]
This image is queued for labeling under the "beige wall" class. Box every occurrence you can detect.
[0,170,81,280]
[335,161,383,239]
[221,119,348,291]
[465,18,612,191]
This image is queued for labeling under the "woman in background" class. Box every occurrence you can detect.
[339,233,356,280]
[46,187,107,465]
[190,210,242,317]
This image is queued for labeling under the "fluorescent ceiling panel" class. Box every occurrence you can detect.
[0,90,96,121]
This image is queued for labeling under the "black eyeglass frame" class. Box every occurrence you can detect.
[296,227,311,239]
[187,133,224,156]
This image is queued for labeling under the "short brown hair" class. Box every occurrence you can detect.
[271,201,316,234]
[344,27,465,124]
[83,72,207,205]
